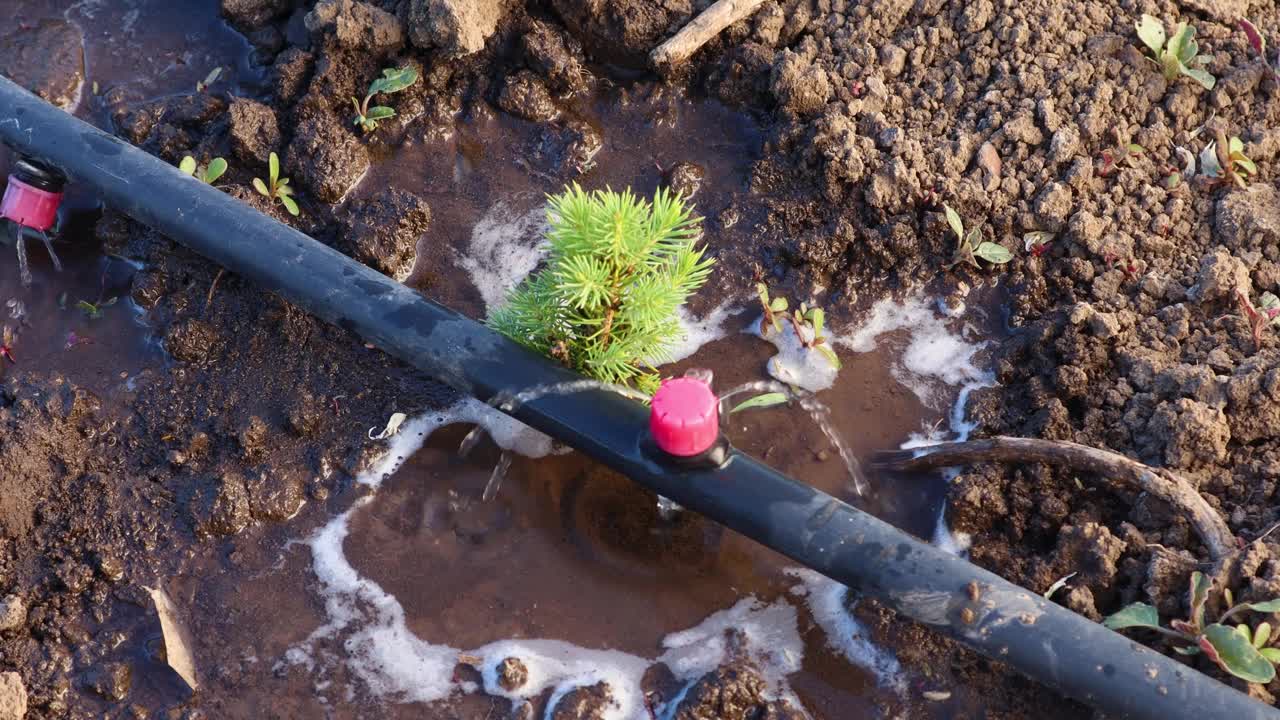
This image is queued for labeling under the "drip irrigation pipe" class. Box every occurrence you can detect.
[0,76,1275,719]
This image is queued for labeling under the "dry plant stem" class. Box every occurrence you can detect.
[204,268,225,312]
[877,436,1235,561]
[650,0,767,67]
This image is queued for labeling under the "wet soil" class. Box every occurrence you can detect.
[2,0,1277,717]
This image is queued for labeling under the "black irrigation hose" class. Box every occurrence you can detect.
[0,75,1274,720]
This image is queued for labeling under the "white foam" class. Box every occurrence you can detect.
[357,398,556,489]
[283,400,812,717]
[786,569,905,693]
[459,202,548,311]
[662,300,738,364]
[749,316,840,392]
[839,294,988,409]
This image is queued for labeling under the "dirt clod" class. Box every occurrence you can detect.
[549,0,691,67]
[407,0,509,56]
[496,657,527,691]
[305,0,405,54]
[220,0,290,33]
[0,19,84,110]
[497,71,560,123]
[0,596,24,633]
[245,468,306,521]
[670,661,766,720]
[548,681,613,720]
[340,189,430,280]
[228,97,282,165]
[286,113,370,203]
[189,473,252,538]
[770,50,830,116]
[0,672,26,720]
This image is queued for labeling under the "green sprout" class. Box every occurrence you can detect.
[76,297,117,320]
[944,204,1012,269]
[1105,571,1280,684]
[179,155,228,185]
[755,284,841,370]
[252,152,298,216]
[1201,130,1257,189]
[351,67,418,133]
[1136,15,1216,90]
[488,185,713,396]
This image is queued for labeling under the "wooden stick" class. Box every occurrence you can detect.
[874,436,1236,561]
[650,0,767,68]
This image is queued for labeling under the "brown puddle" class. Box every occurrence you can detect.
[0,206,160,394]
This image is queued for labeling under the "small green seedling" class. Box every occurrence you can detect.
[755,284,841,370]
[179,156,228,185]
[352,67,418,133]
[1099,143,1144,177]
[1105,572,1280,683]
[76,297,117,320]
[756,283,789,335]
[253,152,298,216]
[1136,15,1216,90]
[944,205,1013,269]
[1240,19,1279,83]
[1201,130,1257,188]
[1235,290,1280,350]
[196,67,222,93]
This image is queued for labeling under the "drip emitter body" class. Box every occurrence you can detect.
[648,375,729,466]
[1,155,67,285]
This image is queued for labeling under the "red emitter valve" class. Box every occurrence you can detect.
[650,376,723,461]
[2,157,65,232]
[2,156,67,285]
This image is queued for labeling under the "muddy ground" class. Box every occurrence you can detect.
[0,0,1279,717]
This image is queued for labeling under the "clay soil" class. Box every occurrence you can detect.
[1,0,1279,718]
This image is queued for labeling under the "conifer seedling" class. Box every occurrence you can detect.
[488,185,713,395]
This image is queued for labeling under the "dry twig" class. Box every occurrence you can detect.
[651,0,767,68]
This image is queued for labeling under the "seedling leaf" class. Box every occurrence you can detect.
[269,152,280,184]
[279,194,300,217]
[944,205,964,240]
[203,157,227,184]
[366,106,396,121]
[252,178,269,197]
[1263,648,1280,663]
[974,242,1013,265]
[1190,571,1212,631]
[179,156,197,176]
[1137,15,1167,55]
[1241,19,1267,56]
[1183,67,1216,90]
[369,66,418,95]
[816,344,842,370]
[1104,602,1161,631]
[1255,622,1272,649]
[731,393,789,413]
[1239,599,1280,614]
[1202,623,1277,683]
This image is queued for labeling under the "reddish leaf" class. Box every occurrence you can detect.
[1240,19,1266,57]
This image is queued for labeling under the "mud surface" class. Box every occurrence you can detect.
[1,0,1278,717]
